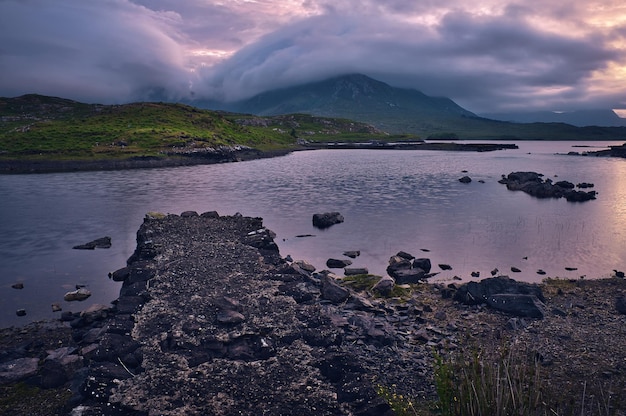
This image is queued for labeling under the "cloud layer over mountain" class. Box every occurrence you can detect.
[1,0,625,113]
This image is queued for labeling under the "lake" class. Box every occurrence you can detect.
[1,141,625,328]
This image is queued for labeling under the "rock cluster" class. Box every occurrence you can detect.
[498,171,597,202]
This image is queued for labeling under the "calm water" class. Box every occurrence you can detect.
[1,141,626,327]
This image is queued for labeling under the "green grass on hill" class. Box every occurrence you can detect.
[0,95,395,161]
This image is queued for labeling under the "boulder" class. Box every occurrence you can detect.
[499,171,596,202]
[439,264,453,271]
[312,212,344,229]
[454,276,546,318]
[326,258,352,269]
[109,266,130,282]
[485,294,547,318]
[320,275,350,303]
[391,268,428,284]
[344,267,369,276]
[0,357,39,384]
[73,236,112,250]
[294,260,316,272]
[11,282,24,289]
[459,176,472,183]
[372,276,395,296]
[64,288,92,302]
[413,258,432,273]
[343,251,360,258]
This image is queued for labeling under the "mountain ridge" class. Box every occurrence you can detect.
[195,74,626,140]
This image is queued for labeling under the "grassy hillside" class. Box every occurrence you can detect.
[0,94,395,161]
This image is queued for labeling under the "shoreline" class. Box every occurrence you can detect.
[0,141,522,174]
[2,212,626,415]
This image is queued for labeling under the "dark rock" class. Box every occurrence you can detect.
[321,275,350,303]
[312,212,344,229]
[344,267,369,276]
[51,303,62,312]
[180,210,199,217]
[486,294,547,318]
[499,171,596,202]
[471,271,480,278]
[343,251,361,258]
[459,176,472,183]
[439,264,452,270]
[392,268,428,284]
[38,359,68,388]
[16,309,26,316]
[201,210,220,218]
[490,268,499,276]
[413,258,432,273]
[614,270,625,278]
[511,267,521,273]
[554,180,575,189]
[110,266,130,282]
[616,296,626,314]
[73,236,112,250]
[577,182,594,188]
[11,282,24,289]
[372,276,395,296]
[454,276,546,318]
[537,269,547,275]
[327,258,352,268]
[565,267,578,271]
[396,251,415,260]
[294,260,316,272]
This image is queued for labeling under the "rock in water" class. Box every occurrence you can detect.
[73,236,112,250]
[64,288,92,301]
[312,212,344,229]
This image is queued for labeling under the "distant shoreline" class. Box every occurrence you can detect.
[0,141,520,174]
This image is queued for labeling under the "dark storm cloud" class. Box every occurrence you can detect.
[0,0,624,112]
[0,0,190,103]
[199,7,621,112]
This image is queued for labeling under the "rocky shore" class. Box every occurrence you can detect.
[2,213,626,415]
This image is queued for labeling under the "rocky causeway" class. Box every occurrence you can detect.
[2,212,626,415]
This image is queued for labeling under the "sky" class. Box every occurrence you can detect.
[1,0,625,114]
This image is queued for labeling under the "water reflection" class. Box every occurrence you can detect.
[1,141,625,327]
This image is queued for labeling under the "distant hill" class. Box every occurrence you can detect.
[195,74,626,140]
[0,94,391,164]
[481,109,626,127]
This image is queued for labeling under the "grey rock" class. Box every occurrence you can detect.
[372,276,395,296]
[616,296,626,314]
[217,309,246,325]
[326,258,352,268]
[344,267,369,276]
[0,357,39,384]
[294,260,316,272]
[321,275,350,303]
[64,288,92,302]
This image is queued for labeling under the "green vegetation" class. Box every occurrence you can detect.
[377,342,615,416]
[0,94,392,162]
[341,274,413,298]
[0,382,71,415]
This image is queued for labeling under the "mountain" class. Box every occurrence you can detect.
[199,74,479,138]
[196,74,626,140]
[480,109,626,127]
